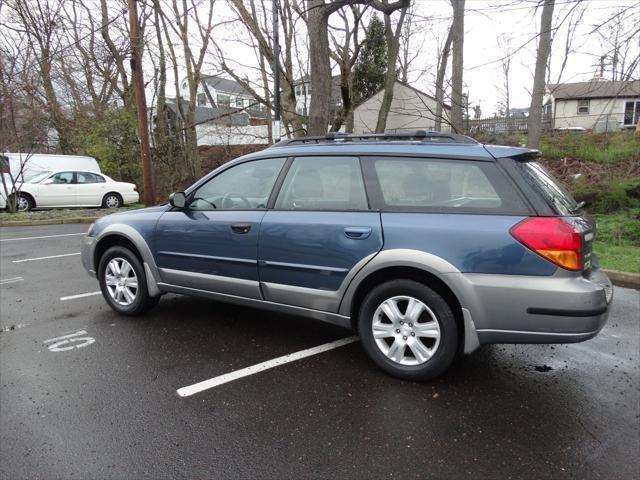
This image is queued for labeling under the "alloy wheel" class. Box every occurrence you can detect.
[105,257,138,306]
[371,295,441,366]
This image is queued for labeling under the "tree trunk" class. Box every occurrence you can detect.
[449,0,465,133]
[527,0,555,149]
[307,0,331,136]
[375,6,408,133]
[434,26,453,132]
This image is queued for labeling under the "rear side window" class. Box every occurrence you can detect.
[521,162,578,215]
[77,172,105,184]
[275,156,368,210]
[368,157,528,213]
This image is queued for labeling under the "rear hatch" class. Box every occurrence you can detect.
[515,161,596,274]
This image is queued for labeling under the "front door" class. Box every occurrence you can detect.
[36,171,76,206]
[153,157,286,299]
[258,156,383,312]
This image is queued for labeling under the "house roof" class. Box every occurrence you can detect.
[202,75,253,97]
[394,81,451,110]
[166,101,250,127]
[546,79,640,100]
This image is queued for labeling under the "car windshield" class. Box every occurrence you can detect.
[24,171,53,183]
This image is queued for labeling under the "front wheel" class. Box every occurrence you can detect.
[98,246,159,316]
[16,193,33,212]
[358,279,458,381]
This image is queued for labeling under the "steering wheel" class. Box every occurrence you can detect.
[221,192,252,209]
[190,196,217,209]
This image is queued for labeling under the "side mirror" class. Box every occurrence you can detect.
[169,191,186,209]
[42,179,54,185]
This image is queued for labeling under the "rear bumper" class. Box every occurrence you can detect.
[443,268,613,345]
[122,192,139,205]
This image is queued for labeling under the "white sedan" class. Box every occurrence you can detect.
[1,170,139,211]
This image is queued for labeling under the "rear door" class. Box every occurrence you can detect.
[36,171,77,206]
[76,172,107,206]
[258,156,383,312]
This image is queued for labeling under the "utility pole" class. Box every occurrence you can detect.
[272,0,281,143]
[127,0,155,205]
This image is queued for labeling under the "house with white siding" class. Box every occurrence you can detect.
[353,81,451,134]
[545,79,640,132]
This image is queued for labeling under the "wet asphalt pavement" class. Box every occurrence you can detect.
[1,223,639,479]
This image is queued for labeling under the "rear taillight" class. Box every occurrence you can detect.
[510,217,583,271]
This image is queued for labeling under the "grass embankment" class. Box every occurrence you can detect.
[0,203,144,223]
[539,131,640,164]
[537,131,639,273]
[592,209,640,274]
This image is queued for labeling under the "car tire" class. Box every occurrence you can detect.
[358,279,458,381]
[102,193,123,209]
[98,246,159,316]
[16,193,34,212]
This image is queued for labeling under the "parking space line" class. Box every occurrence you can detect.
[0,277,24,285]
[177,336,359,397]
[0,233,85,242]
[13,252,81,263]
[60,291,101,301]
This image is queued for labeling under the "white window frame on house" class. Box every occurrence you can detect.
[217,93,230,107]
[623,100,640,126]
[577,99,590,115]
[197,93,207,106]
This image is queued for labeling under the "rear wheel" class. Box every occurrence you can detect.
[102,193,122,209]
[358,279,458,381]
[98,246,158,315]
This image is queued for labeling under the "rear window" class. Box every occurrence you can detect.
[521,162,579,215]
[369,157,528,213]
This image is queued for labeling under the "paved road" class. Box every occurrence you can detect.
[1,223,639,479]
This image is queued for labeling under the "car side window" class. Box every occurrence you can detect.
[370,157,528,213]
[189,157,286,210]
[77,172,104,184]
[274,156,368,210]
[49,172,75,184]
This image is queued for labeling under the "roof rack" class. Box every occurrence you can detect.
[270,130,478,147]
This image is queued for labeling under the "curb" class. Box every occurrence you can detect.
[0,217,98,227]
[603,269,640,290]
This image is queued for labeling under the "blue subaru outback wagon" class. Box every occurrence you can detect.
[82,132,613,380]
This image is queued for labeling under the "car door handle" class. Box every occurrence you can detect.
[344,227,372,239]
[231,223,252,234]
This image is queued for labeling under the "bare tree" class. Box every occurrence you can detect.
[449,0,465,133]
[222,0,304,137]
[397,2,426,84]
[434,25,453,132]
[592,6,640,81]
[548,0,586,85]
[10,0,73,152]
[497,35,512,119]
[305,0,410,136]
[375,3,409,133]
[156,0,217,179]
[328,5,366,132]
[528,0,555,149]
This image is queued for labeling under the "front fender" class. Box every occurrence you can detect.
[93,223,162,296]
